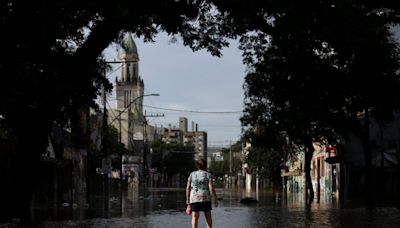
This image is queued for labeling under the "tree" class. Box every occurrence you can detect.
[104,126,126,169]
[150,140,195,185]
[0,0,234,161]
[241,126,288,188]
[3,0,400,220]
[209,146,242,178]
[208,159,229,177]
[233,1,400,205]
[0,0,235,221]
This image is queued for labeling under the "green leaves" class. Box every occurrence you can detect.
[234,1,400,187]
[0,0,235,158]
[240,0,400,139]
[151,140,195,176]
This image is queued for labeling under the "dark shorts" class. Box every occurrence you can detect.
[190,201,212,212]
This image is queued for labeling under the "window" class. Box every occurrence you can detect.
[124,91,129,108]
[127,63,131,81]
[124,91,127,107]
[133,64,137,78]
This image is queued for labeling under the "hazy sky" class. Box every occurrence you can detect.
[103,32,246,147]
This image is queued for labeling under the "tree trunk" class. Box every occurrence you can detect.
[361,111,373,207]
[1,159,39,223]
[304,140,314,204]
[396,143,400,207]
[1,111,50,222]
[0,129,47,223]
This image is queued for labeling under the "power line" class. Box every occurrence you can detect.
[200,125,241,128]
[144,105,242,114]
[107,64,122,77]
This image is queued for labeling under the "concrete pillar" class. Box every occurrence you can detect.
[245,173,252,197]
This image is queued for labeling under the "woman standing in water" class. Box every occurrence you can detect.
[186,159,218,228]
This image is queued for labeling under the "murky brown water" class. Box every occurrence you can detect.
[37,187,400,227]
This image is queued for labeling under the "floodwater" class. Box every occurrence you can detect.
[37,187,400,228]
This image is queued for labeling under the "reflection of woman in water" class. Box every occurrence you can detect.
[186,159,218,228]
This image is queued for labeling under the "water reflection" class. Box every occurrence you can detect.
[40,186,400,228]
[122,187,187,217]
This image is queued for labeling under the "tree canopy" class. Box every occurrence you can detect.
[209,145,242,177]
[2,0,400,213]
[232,0,400,203]
[151,140,195,177]
[0,1,236,220]
[236,1,400,136]
[0,0,236,159]
[3,0,400,160]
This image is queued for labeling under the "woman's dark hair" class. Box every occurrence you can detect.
[195,158,206,170]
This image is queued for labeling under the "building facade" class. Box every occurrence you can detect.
[107,32,156,183]
[109,32,145,149]
[159,117,208,160]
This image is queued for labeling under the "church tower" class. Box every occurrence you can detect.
[116,32,144,120]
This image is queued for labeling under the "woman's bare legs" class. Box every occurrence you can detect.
[204,211,212,228]
[192,211,200,228]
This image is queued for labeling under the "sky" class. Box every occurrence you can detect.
[103,32,247,147]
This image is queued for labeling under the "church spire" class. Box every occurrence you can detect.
[120,32,138,59]
[118,32,139,84]
[116,32,144,113]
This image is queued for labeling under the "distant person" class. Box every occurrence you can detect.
[186,159,218,228]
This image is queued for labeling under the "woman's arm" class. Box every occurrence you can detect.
[186,176,191,205]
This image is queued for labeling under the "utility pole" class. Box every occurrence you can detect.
[85,105,93,206]
[118,111,122,143]
[103,60,158,213]
[229,140,232,175]
[116,109,124,216]
[101,85,109,214]
[241,141,245,188]
[142,112,164,189]
[107,94,159,190]
[117,110,123,180]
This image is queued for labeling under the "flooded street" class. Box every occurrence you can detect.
[37,187,400,228]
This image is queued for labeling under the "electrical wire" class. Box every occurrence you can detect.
[106,63,123,78]
[144,105,242,114]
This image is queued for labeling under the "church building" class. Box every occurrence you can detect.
[108,32,156,175]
